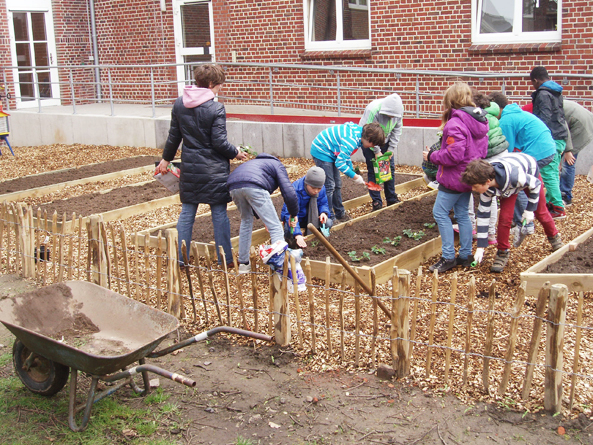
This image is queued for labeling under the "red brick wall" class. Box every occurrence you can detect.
[1,0,592,114]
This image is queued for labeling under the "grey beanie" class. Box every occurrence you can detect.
[304,166,326,188]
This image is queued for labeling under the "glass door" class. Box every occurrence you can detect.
[7,0,60,108]
[173,0,215,95]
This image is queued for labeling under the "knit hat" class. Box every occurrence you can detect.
[304,167,326,189]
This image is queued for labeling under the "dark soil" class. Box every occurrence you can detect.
[545,234,593,273]
[0,156,161,194]
[152,173,420,244]
[305,194,438,266]
[38,181,175,220]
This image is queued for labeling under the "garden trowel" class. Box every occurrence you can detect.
[320,223,330,238]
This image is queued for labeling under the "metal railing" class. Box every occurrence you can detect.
[3,62,593,118]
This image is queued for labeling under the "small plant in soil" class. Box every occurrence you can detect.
[383,236,402,246]
[348,251,361,262]
[361,251,371,261]
[310,239,319,247]
[424,222,436,229]
[371,245,386,255]
[403,229,426,240]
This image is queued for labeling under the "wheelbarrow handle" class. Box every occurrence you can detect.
[102,364,197,388]
[147,326,273,358]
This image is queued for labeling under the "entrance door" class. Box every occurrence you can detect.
[7,0,60,108]
[173,0,215,95]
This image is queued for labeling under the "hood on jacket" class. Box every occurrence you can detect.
[485,102,501,119]
[182,86,215,108]
[379,93,403,118]
[540,80,563,93]
[459,106,488,122]
[451,108,489,138]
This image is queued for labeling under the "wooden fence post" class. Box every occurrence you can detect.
[304,258,316,354]
[390,267,399,372]
[544,284,568,414]
[482,280,496,393]
[88,215,108,287]
[498,282,526,396]
[462,276,476,386]
[569,291,584,411]
[445,272,457,382]
[273,254,291,346]
[396,269,411,378]
[165,228,181,318]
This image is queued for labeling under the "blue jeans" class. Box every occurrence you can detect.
[313,158,345,219]
[363,144,397,205]
[177,202,232,265]
[231,187,284,264]
[560,152,578,201]
[433,190,472,260]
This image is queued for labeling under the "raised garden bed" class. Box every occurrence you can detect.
[521,226,593,295]
[136,174,423,253]
[0,156,161,202]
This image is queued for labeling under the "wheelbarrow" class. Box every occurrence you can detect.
[0,280,272,431]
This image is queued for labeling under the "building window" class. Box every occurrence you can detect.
[304,0,371,51]
[472,0,561,44]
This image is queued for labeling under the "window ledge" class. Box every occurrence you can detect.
[299,50,372,61]
[468,42,561,55]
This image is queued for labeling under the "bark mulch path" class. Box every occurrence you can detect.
[305,194,438,266]
[0,156,161,194]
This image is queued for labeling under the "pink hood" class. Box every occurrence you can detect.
[182,86,215,108]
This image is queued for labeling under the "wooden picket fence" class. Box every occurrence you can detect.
[1,201,590,414]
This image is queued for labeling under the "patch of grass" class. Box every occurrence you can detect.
[144,387,171,405]
[0,352,13,368]
[236,436,257,445]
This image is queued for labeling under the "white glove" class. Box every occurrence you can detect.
[474,248,485,264]
[521,210,534,225]
[353,174,366,186]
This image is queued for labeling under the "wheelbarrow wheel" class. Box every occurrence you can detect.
[12,340,69,396]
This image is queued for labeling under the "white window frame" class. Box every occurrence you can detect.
[471,0,562,45]
[303,0,371,51]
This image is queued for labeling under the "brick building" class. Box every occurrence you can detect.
[1,0,591,114]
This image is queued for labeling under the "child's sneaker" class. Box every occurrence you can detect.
[427,180,439,191]
[429,256,457,273]
[548,203,566,220]
[488,234,497,245]
[238,262,251,274]
[490,249,509,273]
[562,194,573,207]
[548,234,564,251]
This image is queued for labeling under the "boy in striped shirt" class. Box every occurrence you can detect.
[310,122,385,222]
[460,154,563,273]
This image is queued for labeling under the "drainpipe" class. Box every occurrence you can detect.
[89,0,102,100]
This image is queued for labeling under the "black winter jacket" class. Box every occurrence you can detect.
[162,96,238,205]
[532,84,568,141]
[227,154,299,217]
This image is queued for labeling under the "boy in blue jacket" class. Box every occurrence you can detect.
[227,154,299,274]
[310,122,385,222]
[281,166,332,249]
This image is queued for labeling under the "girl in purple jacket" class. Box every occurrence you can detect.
[423,82,489,273]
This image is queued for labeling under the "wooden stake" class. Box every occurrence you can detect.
[27,206,35,279]
[445,272,458,382]
[522,282,550,400]
[16,205,26,277]
[354,268,360,367]
[498,281,526,395]
[51,211,57,281]
[182,242,197,322]
[156,232,163,309]
[232,248,249,330]
[42,210,48,285]
[165,228,181,318]
[110,223,120,294]
[324,257,332,356]
[339,269,346,362]
[77,215,82,281]
[371,269,378,369]
[290,253,303,348]
[410,266,422,361]
[67,212,75,281]
[35,208,41,283]
[462,276,476,386]
[134,233,140,299]
[250,246,258,332]
[120,224,132,299]
[144,233,151,301]
[391,267,400,371]
[204,247,223,324]
[191,243,209,324]
[304,257,316,354]
[268,269,274,336]
[219,247,232,326]
[57,212,66,282]
[482,280,496,393]
[6,204,12,273]
[425,270,438,378]
[275,253,291,346]
[0,202,5,268]
[397,270,411,378]
[544,284,568,414]
[569,291,584,411]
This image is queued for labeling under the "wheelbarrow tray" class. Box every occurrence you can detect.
[0,281,179,375]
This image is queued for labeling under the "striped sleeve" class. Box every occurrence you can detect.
[476,191,495,248]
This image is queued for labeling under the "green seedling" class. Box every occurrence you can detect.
[383,236,401,246]
[311,239,319,247]
[348,251,361,262]
[371,245,386,255]
[238,144,257,156]
[424,222,436,229]
[362,251,371,261]
[403,229,426,240]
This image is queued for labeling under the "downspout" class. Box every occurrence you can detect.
[89,0,102,100]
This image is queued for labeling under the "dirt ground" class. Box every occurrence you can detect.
[545,235,593,273]
[0,276,588,445]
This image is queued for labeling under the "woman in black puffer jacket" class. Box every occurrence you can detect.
[157,64,248,266]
